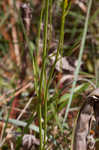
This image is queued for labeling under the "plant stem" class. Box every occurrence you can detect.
[43,0,69,136]
[63,0,93,125]
[38,0,49,149]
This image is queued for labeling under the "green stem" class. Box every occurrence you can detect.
[33,0,45,95]
[43,0,69,136]
[63,0,93,125]
[38,0,49,149]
